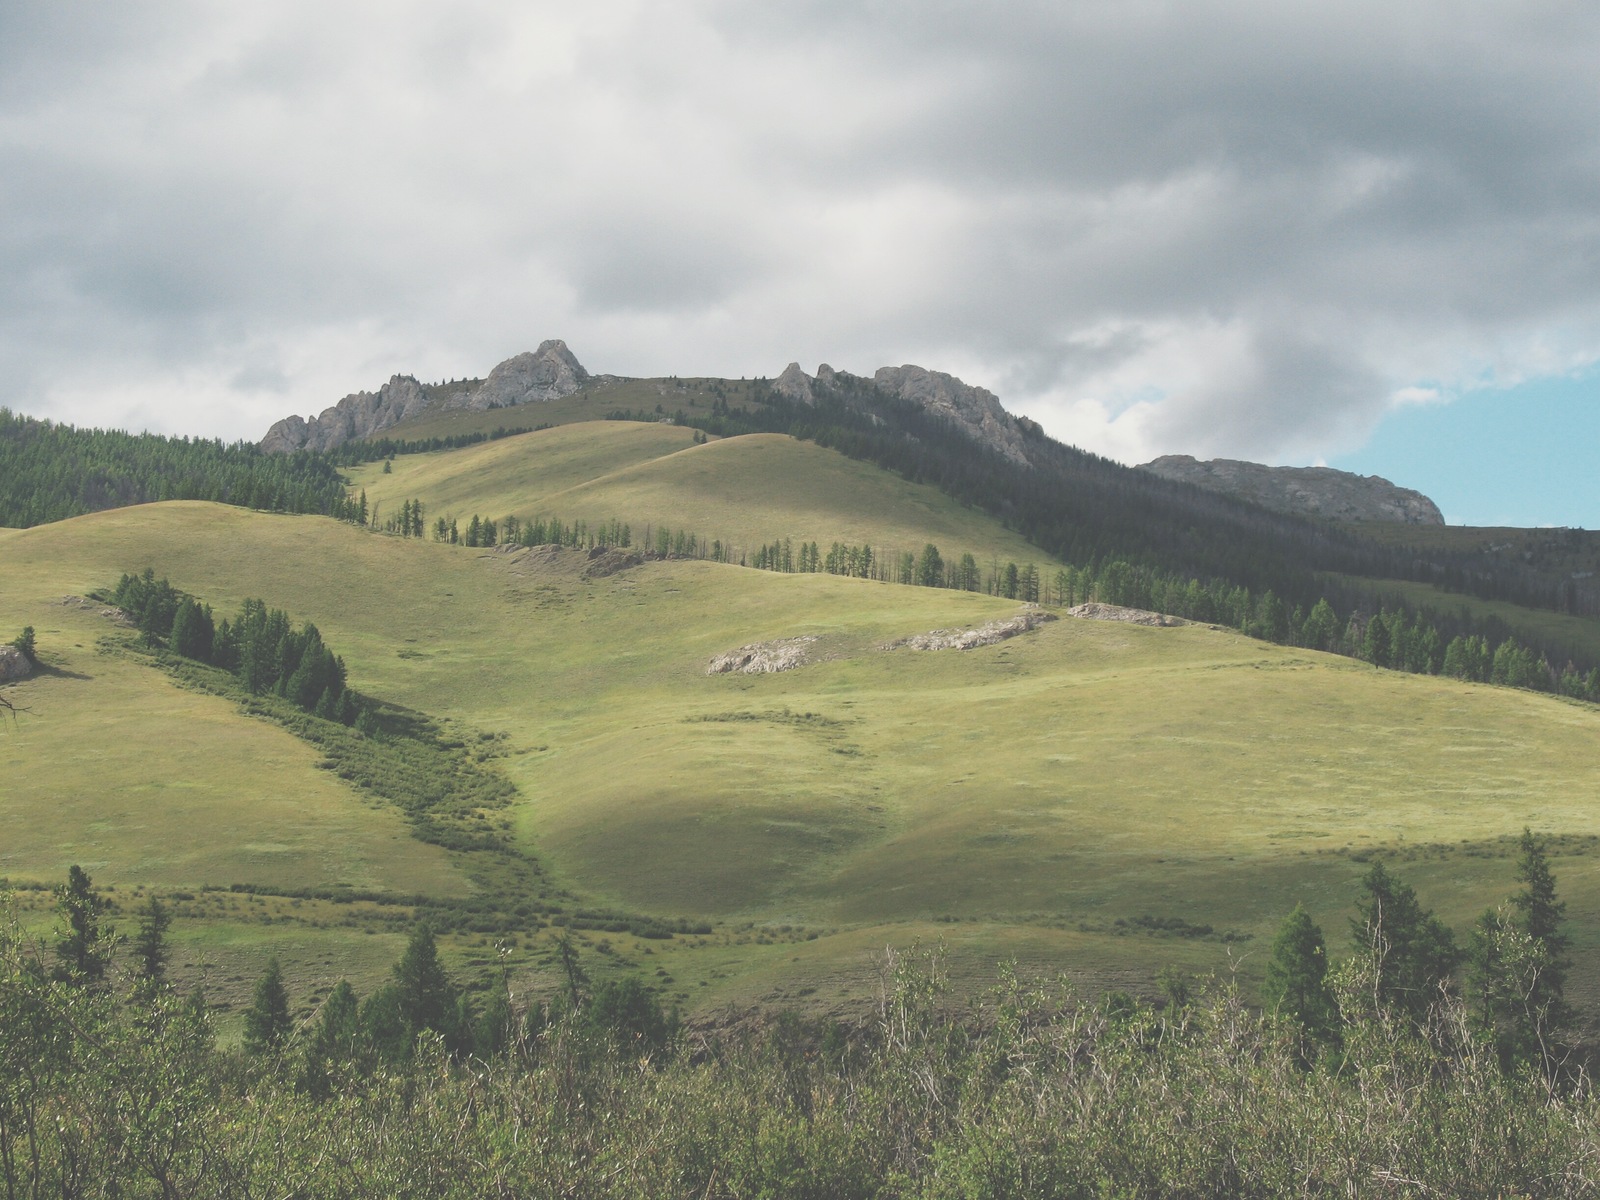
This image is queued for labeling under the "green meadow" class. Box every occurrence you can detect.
[348,421,1062,571]
[5,424,1600,1023]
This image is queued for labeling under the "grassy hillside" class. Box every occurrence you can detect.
[347,421,1062,570]
[7,500,1600,1021]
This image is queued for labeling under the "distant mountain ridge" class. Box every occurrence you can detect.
[257,343,1041,465]
[260,340,588,453]
[1138,455,1445,525]
[773,361,1036,467]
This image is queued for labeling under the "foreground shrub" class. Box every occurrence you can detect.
[3,922,1598,1198]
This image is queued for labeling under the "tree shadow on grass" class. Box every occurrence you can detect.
[31,662,93,682]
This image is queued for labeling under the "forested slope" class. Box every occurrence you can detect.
[0,408,354,527]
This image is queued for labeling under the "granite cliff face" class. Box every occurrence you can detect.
[470,341,588,408]
[260,340,588,453]
[261,375,433,454]
[871,365,1031,467]
[1138,455,1444,525]
[774,361,1033,466]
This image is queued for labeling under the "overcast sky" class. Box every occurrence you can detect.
[4,1,1598,525]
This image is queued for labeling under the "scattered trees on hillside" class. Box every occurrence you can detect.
[386,497,1599,702]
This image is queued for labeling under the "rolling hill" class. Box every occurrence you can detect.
[5,419,1600,1026]
[347,422,1062,572]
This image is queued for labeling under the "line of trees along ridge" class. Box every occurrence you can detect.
[370,492,1600,702]
[7,395,1596,680]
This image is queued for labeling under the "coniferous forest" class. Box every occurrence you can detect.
[0,408,355,527]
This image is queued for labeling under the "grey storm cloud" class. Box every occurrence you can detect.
[2,0,1599,465]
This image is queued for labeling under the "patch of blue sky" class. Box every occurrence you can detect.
[1329,371,1599,529]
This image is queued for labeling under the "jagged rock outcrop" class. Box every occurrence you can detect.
[773,363,816,405]
[772,360,1032,464]
[261,375,432,453]
[1138,455,1444,525]
[871,365,1031,467]
[0,645,32,682]
[469,340,588,409]
[260,340,588,453]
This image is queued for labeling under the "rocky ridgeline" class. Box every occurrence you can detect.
[260,335,1043,466]
[1138,455,1444,525]
[775,361,1033,467]
[260,340,588,453]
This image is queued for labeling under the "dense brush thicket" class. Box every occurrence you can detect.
[0,408,356,527]
[3,915,1596,1199]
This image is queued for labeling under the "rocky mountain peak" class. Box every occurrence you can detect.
[773,362,816,404]
[470,340,588,409]
[260,374,432,454]
[259,340,588,453]
[1138,455,1444,525]
[768,359,1033,466]
[870,364,1031,467]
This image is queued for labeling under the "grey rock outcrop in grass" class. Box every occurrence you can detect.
[0,645,32,682]
[1138,455,1444,525]
[1065,603,1185,627]
[884,609,1056,651]
[707,637,819,675]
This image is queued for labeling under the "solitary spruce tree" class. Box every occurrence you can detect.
[132,895,172,983]
[54,865,112,985]
[1471,829,1572,1072]
[243,958,294,1054]
[1262,903,1338,1050]
[1350,860,1459,1028]
[393,925,455,1036]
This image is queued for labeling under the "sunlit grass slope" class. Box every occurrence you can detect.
[6,503,1600,1011]
[0,521,469,898]
[348,422,1062,569]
